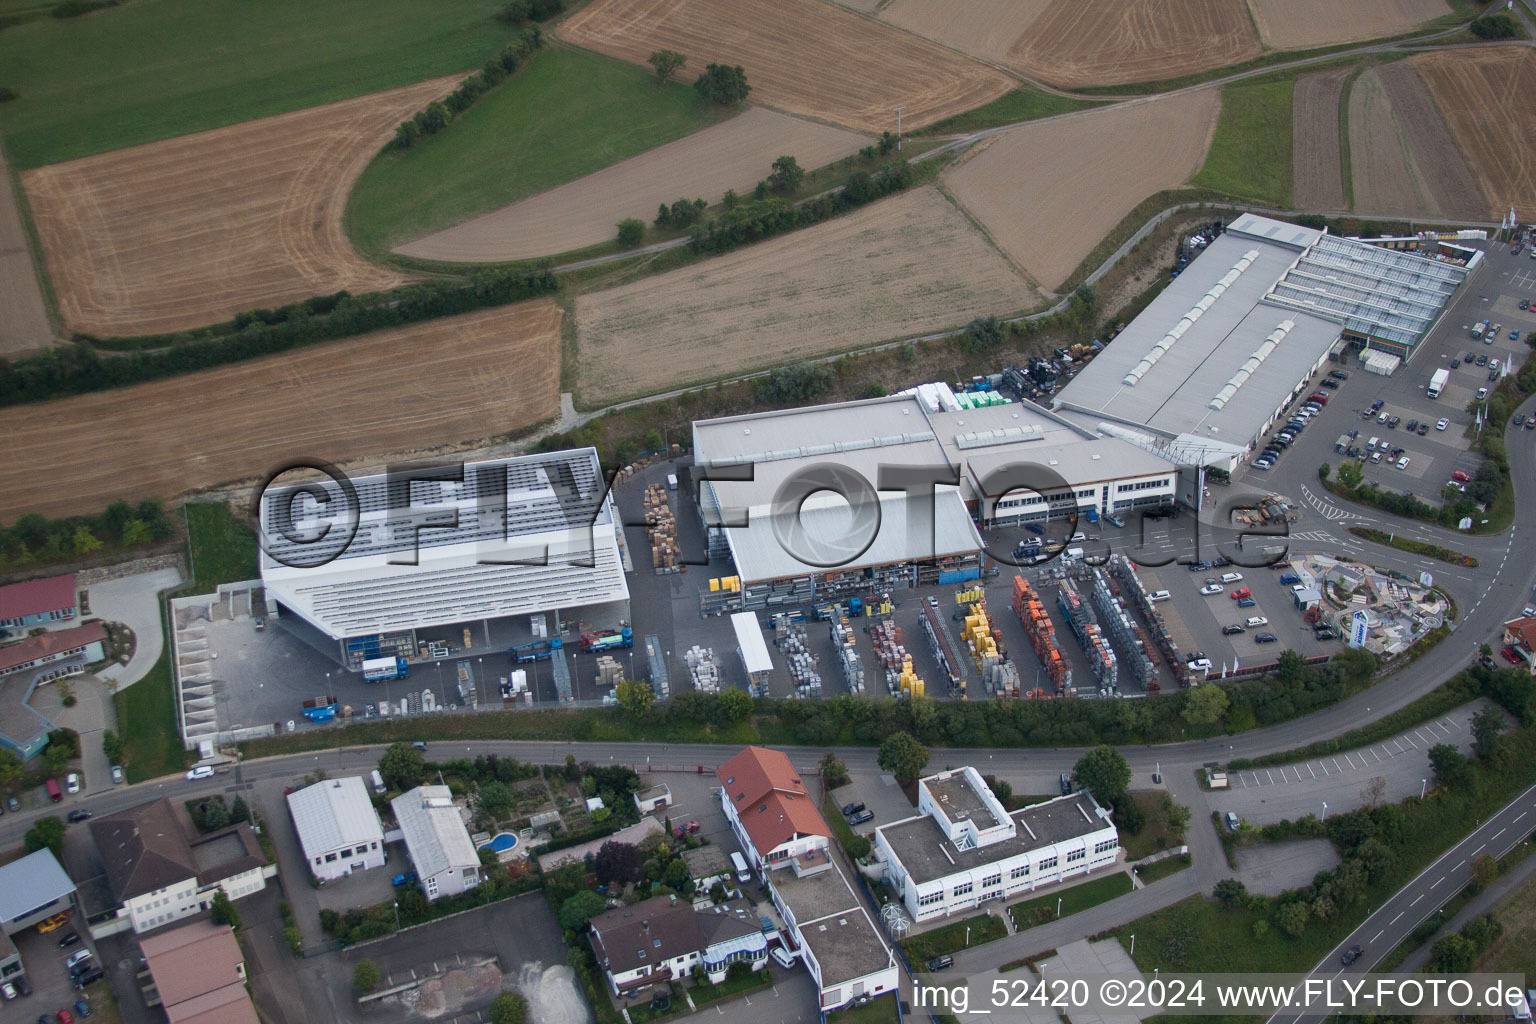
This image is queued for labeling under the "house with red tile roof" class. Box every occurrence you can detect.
[0,574,76,630]
[715,746,830,878]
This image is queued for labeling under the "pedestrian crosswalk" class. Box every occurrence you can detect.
[1299,485,1358,522]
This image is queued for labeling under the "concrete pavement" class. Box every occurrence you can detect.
[88,567,181,690]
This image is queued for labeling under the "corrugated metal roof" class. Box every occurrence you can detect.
[731,613,773,674]
[0,574,75,621]
[286,777,383,862]
[0,849,74,922]
[391,785,479,882]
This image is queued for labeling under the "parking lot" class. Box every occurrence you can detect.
[7,909,107,1021]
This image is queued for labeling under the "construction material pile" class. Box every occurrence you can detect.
[870,618,923,698]
[830,616,865,694]
[1012,576,1071,696]
[684,645,720,693]
[643,482,678,571]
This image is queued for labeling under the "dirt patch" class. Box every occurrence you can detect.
[1413,46,1536,221]
[572,186,1039,404]
[942,90,1220,291]
[0,145,52,355]
[398,108,866,262]
[22,78,456,338]
[556,0,1014,133]
[879,0,1054,65]
[1348,63,1486,220]
[0,300,561,520]
[1247,0,1449,50]
[1292,69,1351,212]
[1008,0,1261,88]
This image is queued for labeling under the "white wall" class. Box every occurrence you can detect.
[309,838,386,882]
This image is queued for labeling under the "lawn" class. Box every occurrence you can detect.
[0,0,521,169]
[1135,854,1192,885]
[345,46,730,257]
[901,912,1009,963]
[113,612,185,783]
[689,965,774,1007]
[919,87,1103,134]
[1010,872,1133,931]
[1121,791,1186,861]
[1192,78,1295,207]
[827,994,903,1023]
[185,501,259,594]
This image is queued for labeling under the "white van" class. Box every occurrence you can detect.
[370,769,386,795]
[770,946,798,969]
[731,851,751,883]
[1148,590,1171,602]
[1219,572,1243,584]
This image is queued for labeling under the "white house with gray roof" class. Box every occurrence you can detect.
[286,776,385,881]
[391,785,481,902]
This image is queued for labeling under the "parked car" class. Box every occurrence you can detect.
[66,809,91,823]
[64,949,92,970]
[57,932,80,949]
[185,765,214,781]
[1254,459,1274,470]
[392,872,417,887]
[1371,399,1384,411]
[1417,423,1429,435]
[1476,354,1488,366]
[1436,418,1449,431]
[65,773,79,795]
[1237,596,1256,608]
[1406,419,1418,431]
[6,797,17,813]
[1320,379,1339,390]
[1060,772,1073,795]
[1450,359,1461,369]
[70,967,103,989]
[1221,624,1246,635]
[72,1001,91,1019]
[1512,329,1521,341]
[1396,456,1410,470]
[56,1011,74,1024]
[927,955,955,972]
[1245,616,1269,627]
[1225,812,1240,831]
[1220,572,1244,583]
[1255,632,1280,644]
[110,765,124,785]
[1342,945,1362,966]
[1516,415,1526,427]
[1503,647,1524,664]
[1105,514,1125,528]
[1229,588,1251,600]
[849,809,874,825]
[841,801,865,817]
[1452,469,1469,482]
[1329,369,1349,380]
[1315,627,1339,641]
[1200,584,1224,595]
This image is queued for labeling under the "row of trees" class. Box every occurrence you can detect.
[0,267,559,408]
[0,498,174,572]
[689,160,916,254]
[391,27,543,151]
[618,155,803,248]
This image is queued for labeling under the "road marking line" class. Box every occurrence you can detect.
[1334,758,1343,772]
[1492,828,1505,840]
[1308,764,1317,779]
[1455,860,1466,870]
[1391,912,1403,924]
[1371,930,1383,943]
[1346,754,1357,770]
[1410,894,1422,907]
[1517,811,1527,823]
[1431,877,1443,888]
[1405,736,1418,749]
[1473,845,1485,855]
[1268,770,1275,784]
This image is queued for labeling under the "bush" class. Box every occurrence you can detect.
[52,0,118,17]
[1470,12,1519,38]
[690,161,915,255]
[389,28,542,151]
[0,88,17,104]
[754,362,834,405]
[353,959,381,994]
[695,63,750,104]
[616,218,645,247]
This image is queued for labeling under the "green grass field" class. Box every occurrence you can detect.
[919,86,1102,135]
[1192,78,1295,208]
[113,618,185,783]
[185,501,258,593]
[345,46,730,258]
[902,913,1009,963]
[0,0,519,169]
[1010,872,1134,930]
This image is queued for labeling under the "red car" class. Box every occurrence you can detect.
[672,820,701,837]
[1451,470,1469,483]
[1502,647,1524,664]
[1229,588,1252,600]
[58,1011,75,1024]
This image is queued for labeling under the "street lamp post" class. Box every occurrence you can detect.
[1421,778,1428,799]
[1322,801,1328,820]
[393,900,400,931]
[1057,897,1063,917]
[1130,934,1135,955]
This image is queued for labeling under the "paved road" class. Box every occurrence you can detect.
[1267,781,1536,1024]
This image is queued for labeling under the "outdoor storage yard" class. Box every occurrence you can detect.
[1413,46,1536,219]
[943,89,1221,290]
[571,186,1040,403]
[0,299,561,520]
[22,77,455,338]
[1347,62,1486,221]
[1005,0,1260,87]
[556,0,1013,133]
[396,108,867,262]
[1291,68,1352,212]
[1246,0,1449,50]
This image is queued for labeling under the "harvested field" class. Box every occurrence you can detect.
[398,108,866,262]
[0,300,562,520]
[572,187,1039,404]
[1413,47,1536,220]
[1008,0,1260,88]
[1348,64,1485,220]
[1292,69,1351,212]
[556,0,1013,133]
[22,78,455,339]
[0,145,52,356]
[943,90,1220,290]
[879,0,1053,65]
[1247,0,1449,50]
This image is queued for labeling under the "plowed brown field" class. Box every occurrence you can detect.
[1247,0,1448,50]
[22,78,456,338]
[879,0,1053,66]
[0,300,562,520]
[398,108,865,262]
[1292,69,1350,212]
[556,0,1013,133]
[1008,0,1260,88]
[943,90,1220,290]
[572,187,1039,403]
[1413,47,1536,219]
[1348,64,1486,220]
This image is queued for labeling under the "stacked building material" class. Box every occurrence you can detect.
[643,483,678,572]
[1011,576,1072,695]
[830,616,865,694]
[1107,556,1180,684]
[550,648,574,704]
[595,655,624,691]
[684,645,720,693]
[500,669,530,706]
[960,603,1000,683]
[778,622,822,699]
[643,634,671,700]
[870,618,922,698]
[1091,569,1151,693]
[1058,578,1116,692]
[984,659,1020,697]
[920,597,967,698]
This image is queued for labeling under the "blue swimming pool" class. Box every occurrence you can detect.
[481,832,518,853]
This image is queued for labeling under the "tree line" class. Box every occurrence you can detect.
[689,160,916,254]
[0,266,559,408]
[0,498,174,572]
[390,27,543,152]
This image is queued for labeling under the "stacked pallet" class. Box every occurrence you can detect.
[920,597,966,697]
[684,645,720,693]
[984,659,1020,697]
[643,483,678,572]
[870,618,923,698]
[595,655,624,690]
[1011,576,1072,695]
[1058,578,1117,692]
[830,616,865,694]
[779,624,822,699]
[960,603,1000,679]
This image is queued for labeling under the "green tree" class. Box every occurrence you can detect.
[489,992,529,1024]
[877,732,930,780]
[616,218,645,247]
[1469,852,1498,894]
[229,795,250,824]
[1429,933,1476,973]
[718,687,753,724]
[557,890,606,930]
[1275,901,1310,938]
[353,958,381,994]
[819,751,849,789]
[379,742,426,791]
[210,888,241,930]
[1471,705,1504,761]
[1318,463,1330,481]
[616,679,655,715]
[0,749,22,791]
[663,857,695,895]
[43,741,71,776]
[1073,745,1131,805]
[1213,879,1247,907]
[1428,743,1472,788]
[122,518,153,547]
[71,525,103,555]
[694,63,750,104]
[25,815,66,856]
[1181,684,1229,727]
[648,49,686,83]
[102,729,125,766]
[478,780,514,820]
[1336,460,1364,489]
[1166,799,1191,839]
[1470,12,1519,38]
[845,835,872,860]
[766,155,804,195]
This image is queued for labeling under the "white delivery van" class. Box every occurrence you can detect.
[371,769,386,795]
[731,851,751,882]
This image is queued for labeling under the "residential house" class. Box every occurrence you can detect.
[286,777,386,881]
[0,574,77,630]
[715,746,831,880]
[141,918,259,1024]
[1502,615,1536,671]
[391,785,481,901]
[588,895,766,998]
[0,620,106,680]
